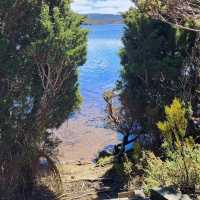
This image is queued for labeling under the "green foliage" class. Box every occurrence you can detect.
[144,143,200,194]
[133,0,200,31]
[121,9,182,78]
[144,152,170,194]
[132,142,143,162]
[118,1,200,194]
[113,151,145,190]
[30,2,87,129]
[96,155,114,167]
[144,99,200,194]
[119,7,196,148]
[0,0,87,198]
[157,98,190,151]
[114,155,135,188]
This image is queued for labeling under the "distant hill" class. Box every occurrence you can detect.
[83,14,123,25]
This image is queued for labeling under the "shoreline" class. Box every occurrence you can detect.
[56,115,119,164]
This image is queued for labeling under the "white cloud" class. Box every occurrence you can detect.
[71,0,133,14]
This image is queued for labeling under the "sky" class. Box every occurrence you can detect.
[71,0,133,14]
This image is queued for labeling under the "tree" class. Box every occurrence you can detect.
[131,0,200,140]
[104,90,141,157]
[132,0,200,32]
[119,8,196,150]
[0,0,87,198]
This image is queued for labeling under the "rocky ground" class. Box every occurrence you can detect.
[58,163,114,199]
[55,162,146,200]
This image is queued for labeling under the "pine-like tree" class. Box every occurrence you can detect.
[0,0,87,198]
[119,8,195,149]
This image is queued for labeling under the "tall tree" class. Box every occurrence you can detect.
[0,0,87,198]
[118,8,196,150]
[131,0,200,140]
[132,0,200,32]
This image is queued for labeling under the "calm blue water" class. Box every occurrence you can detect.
[77,24,124,126]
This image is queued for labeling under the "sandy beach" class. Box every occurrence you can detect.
[55,114,119,163]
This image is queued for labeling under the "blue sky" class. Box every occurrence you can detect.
[71,0,133,14]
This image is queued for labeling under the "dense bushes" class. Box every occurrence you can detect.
[144,144,200,194]
[144,99,200,194]
[117,0,200,195]
[119,6,197,150]
[112,98,200,195]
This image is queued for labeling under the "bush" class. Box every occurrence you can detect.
[96,155,114,167]
[114,154,135,189]
[144,143,200,194]
[144,98,200,195]
[157,98,191,153]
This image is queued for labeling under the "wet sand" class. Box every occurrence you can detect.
[55,114,119,163]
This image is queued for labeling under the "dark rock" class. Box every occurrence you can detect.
[150,187,192,200]
[134,190,146,199]
[98,144,115,158]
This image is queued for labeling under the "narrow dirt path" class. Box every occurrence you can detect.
[58,163,115,199]
[57,163,147,200]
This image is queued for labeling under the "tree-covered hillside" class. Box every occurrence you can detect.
[84,14,123,25]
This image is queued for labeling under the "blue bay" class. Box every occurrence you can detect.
[78,24,124,125]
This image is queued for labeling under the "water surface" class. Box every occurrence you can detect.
[78,24,124,126]
[57,24,124,162]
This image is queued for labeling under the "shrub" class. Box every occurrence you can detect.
[144,143,200,194]
[96,155,114,167]
[157,98,191,153]
[144,98,200,194]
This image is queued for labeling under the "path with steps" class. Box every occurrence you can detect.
[58,163,148,200]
